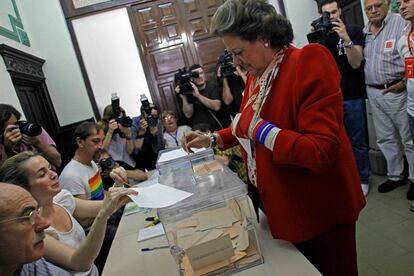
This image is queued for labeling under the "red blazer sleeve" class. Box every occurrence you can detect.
[272,44,343,173]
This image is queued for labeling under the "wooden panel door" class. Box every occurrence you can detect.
[129,0,225,121]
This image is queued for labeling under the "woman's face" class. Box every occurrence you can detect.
[25,156,61,202]
[223,35,270,77]
[162,114,178,133]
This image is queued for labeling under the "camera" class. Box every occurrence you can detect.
[174,67,199,95]
[111,94,132,128]
[16,120,42,137]
[218,50,235,78]
[307,11,334,43]
[98,157,116,172]
[140,94,157,128]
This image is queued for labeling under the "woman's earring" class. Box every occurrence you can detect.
[264,43,269,48]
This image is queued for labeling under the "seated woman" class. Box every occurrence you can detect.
[0,151,136,275]
[161,110,191,149]
[100,105,136,168]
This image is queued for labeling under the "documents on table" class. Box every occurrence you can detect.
[171,199,259,275]
[157,147,206,163]
[137,223,165,242]
[128,183,193,208]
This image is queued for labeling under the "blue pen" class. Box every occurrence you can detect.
[141,245,169,252]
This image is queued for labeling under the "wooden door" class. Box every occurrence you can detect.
[129,0,225,121]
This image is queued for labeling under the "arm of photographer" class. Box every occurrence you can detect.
[44,187,137,272]
[332,19,363,69]
[102,119,118,151]
[175,85,194,118]
[191,83,221,111]
[22,132,62,168]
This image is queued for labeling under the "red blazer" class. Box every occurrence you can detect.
[218,44,366,242]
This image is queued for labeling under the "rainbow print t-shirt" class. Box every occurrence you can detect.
[88,170,104,200]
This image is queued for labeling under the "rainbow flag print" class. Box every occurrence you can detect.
[88,171,104,200]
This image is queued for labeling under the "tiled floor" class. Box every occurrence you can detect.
[357,174,414,276]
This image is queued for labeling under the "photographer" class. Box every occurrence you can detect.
[175,64,227,131]
[310,0,370,196]
[97,149,147,189]
[216,51,247,121]
[0,103,61,168]
[100,104,136,168]
[131,98,164,171]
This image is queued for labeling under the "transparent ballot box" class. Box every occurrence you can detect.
[156,152,263,275]
[156,147,215,176]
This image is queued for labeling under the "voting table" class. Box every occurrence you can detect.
[103,148,321,275]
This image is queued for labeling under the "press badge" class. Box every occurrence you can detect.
[405,57,414,79]
[384,39,395,52]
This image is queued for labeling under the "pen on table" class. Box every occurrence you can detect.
[144,219,161,228]
[141,245,169,252]
[145,216,159,222]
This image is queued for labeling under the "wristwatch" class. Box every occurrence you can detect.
[344,40,354,48]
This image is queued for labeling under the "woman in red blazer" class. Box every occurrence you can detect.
[183,0,366,275]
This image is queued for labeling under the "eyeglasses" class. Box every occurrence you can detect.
[162,115,175,121]
[0,207,43,226]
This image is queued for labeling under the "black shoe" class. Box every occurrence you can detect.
[377,179,406,193]
[407,182,414,200]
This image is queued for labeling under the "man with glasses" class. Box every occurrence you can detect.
[0,183,70,275]
[363,0,414,199]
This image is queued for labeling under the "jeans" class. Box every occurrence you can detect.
[343,99,370,184]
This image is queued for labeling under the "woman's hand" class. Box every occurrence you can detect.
[100,187,137,218]
[110,167,128,187]
[181,131,210,152]
[108,119,118,133]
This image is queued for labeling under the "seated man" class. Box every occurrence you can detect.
[0,183,71,276]
[97,149,147,189]
[161,110,191,149]
[0,103,61,168]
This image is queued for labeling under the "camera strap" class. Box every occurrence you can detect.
[206,109,224,129]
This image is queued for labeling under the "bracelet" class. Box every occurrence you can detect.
[209,133,217,148]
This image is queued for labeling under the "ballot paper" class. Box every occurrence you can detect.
[128,183,193,208]
[157,147,206,163]
[137,223,165,242]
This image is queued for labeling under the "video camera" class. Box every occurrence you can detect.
[174,67,199,95]
[111,94,132,128]
[307,11,334,43]
[16,120,42,137]
[140,94,157,128]
[218,50,235,77]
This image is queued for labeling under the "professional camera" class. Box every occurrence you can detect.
[218,50,235,77]
[174,67,199,95]
[98,156,116,172]
[140,94,157,128]
[16,120,42,137]
[307,11,334,43]
[111,94,132,128]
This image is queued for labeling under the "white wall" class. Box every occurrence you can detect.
[72,8,151,118]
[0,0,94,126]
[281,0,320,47]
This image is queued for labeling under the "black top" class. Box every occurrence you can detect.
[219,74,245,126]
[320,26,366,101]
[191,81,227,131]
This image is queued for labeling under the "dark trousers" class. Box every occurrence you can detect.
[294,222,358,276]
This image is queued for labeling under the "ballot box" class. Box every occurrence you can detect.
[157,153,263,275]
[156,147,215,176]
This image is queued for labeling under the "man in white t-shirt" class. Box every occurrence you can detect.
[59,122,105,201]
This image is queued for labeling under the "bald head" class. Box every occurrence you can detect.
[0,183,33,221]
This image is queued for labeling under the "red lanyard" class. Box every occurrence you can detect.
[408,26,413,56]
